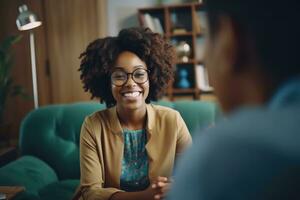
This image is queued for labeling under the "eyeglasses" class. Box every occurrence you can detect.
[111,68,149,87]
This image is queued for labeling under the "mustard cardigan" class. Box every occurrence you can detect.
[75,104,192,200]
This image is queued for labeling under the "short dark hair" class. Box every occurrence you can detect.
[79,27,176,107]
[204,0,300,83]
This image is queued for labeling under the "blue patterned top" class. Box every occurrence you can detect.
[120,129,150,192]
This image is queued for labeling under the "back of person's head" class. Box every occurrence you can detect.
[204,0,300,84]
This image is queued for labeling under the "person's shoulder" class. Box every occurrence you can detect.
[82,107,113,139]
[192,104,300,153]
[170,105,300,200]
[149,104,180,116]
[214,105,300,137]
[84,107,112,124]
[148,104,182,124]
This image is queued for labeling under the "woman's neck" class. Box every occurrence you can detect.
[116,105,147,130]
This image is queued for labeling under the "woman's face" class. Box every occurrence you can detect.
[111,51,149,111]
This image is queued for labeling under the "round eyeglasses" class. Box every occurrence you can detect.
[111,68,149,86]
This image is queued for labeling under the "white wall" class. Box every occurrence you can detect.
[107,0,156,36]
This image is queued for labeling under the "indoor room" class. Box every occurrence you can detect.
[1,0,299,199]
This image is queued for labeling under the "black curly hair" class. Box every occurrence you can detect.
[79,27,176,107]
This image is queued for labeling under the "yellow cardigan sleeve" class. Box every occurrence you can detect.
[175,111,192,156]
[78,117,123,200]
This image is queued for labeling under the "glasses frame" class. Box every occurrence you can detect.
[111,68,150,87]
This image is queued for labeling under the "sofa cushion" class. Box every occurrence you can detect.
[38,179,79,200]
[174,100,220,134]
[14,192,40,200]
[152,100,175,108]
[20,102,106,180]
[0,155,58,194]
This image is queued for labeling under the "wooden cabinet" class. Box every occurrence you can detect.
[138,3,213,100]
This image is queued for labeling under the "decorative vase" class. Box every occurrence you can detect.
[175,41,191,63]
[177,69,190,88]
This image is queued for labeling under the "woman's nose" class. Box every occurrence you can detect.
[124,74,136,86]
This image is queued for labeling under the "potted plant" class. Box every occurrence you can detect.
[0,35,26,144]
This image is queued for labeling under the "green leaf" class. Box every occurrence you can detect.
[0,34,25,121]
[3,54,13,77]
[0,35,22,81]
[11,85,31,99]
[0,35,22,52]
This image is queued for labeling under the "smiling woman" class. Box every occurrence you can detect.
[111,52,150,114]
[74,27,192,200]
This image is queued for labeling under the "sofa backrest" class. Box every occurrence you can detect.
[19,101,219,180]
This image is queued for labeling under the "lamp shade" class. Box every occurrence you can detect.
[16,4,42,31]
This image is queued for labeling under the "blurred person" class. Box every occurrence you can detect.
[168,0,300,199]
[73,27,192,200]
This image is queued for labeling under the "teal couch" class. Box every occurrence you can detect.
[0,101,219,200]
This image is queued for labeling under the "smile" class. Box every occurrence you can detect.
[121,91,142,97]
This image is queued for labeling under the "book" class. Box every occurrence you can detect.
[193,10,201,34]
[172,28,187,34]
[195,64,213,92]
[143,13,156,32]
[195,37,205,61]
[197,11,207,32]
[153,17,164,34]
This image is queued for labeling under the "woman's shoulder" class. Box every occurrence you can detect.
[149,104,180,118]
[150,103,178,112]
[81,107,116,139]
[84,107,114,125]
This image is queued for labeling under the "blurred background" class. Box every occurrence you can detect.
[0,0,213,146]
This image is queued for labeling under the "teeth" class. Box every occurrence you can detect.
[123,92,140,97]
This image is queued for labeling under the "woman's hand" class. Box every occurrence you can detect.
[110,176,173,200]
[150,176,172,200]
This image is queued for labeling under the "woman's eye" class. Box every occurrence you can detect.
[135,73,145,77]
[114,75,126,79]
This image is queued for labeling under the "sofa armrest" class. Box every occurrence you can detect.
[0,156,58,195]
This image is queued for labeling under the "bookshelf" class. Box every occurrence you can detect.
[138,2,213,100]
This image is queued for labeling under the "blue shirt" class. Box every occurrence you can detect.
[168,78,300,200]
[120,129,150,192]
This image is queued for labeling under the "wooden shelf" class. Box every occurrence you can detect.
[196,60,204,65]
[169,3,198,9]
[195,3,205,10]
[171,88,214,96]
[176,59,196,64]
[172,88,196,94]
[168,32,193,37]
[139,6,164,11]
[197,88,214,94]
[138,2,214,100]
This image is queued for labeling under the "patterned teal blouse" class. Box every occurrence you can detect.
[120,129,150,192]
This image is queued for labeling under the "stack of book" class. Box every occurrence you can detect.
[195,64,214,92]
[140,13,164,34]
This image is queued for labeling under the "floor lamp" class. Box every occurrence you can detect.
[16,4,42,109]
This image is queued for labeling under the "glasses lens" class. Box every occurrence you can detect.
[111,70,126,86]
[133,69,148,83]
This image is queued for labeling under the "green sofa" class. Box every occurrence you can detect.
[0,100,219,200]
